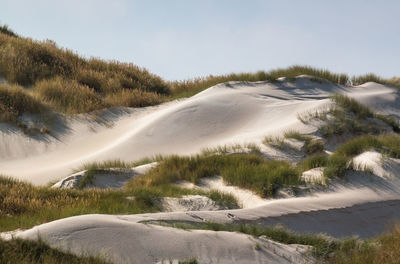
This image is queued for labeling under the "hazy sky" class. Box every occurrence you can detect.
[1,0,399,80]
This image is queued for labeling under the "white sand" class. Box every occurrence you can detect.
[1,77,400,263]
[5,76,394,184]
[161,195,223,212]
[2,215,313,264]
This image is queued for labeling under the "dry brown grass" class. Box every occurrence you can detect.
[105,89,165,107]
[35,77,104,113]
[0,83,47,122]
[329,224,400,264]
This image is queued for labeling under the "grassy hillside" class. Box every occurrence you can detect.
[0,24,399,124]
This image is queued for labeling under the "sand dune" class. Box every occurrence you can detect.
[4,152,400,263]
[1,76,398,185]
[2,77,400,263]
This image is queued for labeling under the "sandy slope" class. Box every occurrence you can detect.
[0,76,383,185]
[5,158,400,262]
[3,215,313,264]
[2,77,400,263]
[1,77,398,185]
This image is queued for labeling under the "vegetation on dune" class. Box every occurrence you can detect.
[0,25,399,124]
[330,94,399,133]
[299,93,400,138]
[169,65,350,98]
[0,25,18,37]
[0,175,237,232]
[0,26,169,119]
[152,221,343,260]
[155,221,400,264]
[35,77,104,114]
[328,223,400,264]
[128,153,300,197]
[298,153,329,171]
[0,83,47,122]
[0,238,110,264]
[324,134,400,178]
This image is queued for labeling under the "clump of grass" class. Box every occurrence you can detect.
[0,238,110,264]
[263,135,286,150]
[298,154,329,171]
[0,24,18,38]
[0,84,47,122]
[75,157,163,172]
[264,130,324,155]
[35,77,104,114]
[324,134,400,178]
[104,89,165,107]
[77,159,137,171]
[305,94,400,138]
[334,94,399,132]
[127,153,300,197]
[284,130,325,155]
[169,65,350,98]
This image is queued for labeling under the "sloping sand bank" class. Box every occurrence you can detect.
[1,77,398,185]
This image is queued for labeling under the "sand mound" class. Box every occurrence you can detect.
[161,195,224,212]
[2,78,400,262]
[3,214,313,264]
[6,76,394,184]
[52,162,158,189]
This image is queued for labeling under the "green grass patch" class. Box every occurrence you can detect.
[324,134,400,178]
[299,94,400,138]
[320,94,400,137]
[284,130,325,155]
[0,175,237,232]
[298,154,329,171]
[264,130,324,155]
[127,153,301,197]
[0,238,110,264]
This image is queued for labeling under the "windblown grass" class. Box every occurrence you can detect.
[169,65,349,98]
[328,223,400,264]
[298,154,329,171]
[0,84,47,122]
[1,25,399,128]
[264,130,324,155]
[324,134,400,178]
[284,130,325,154]
[0,175,237,232]
[0,25,18,37]
[35,77,104,114]
[104,89,165,107]
[0,238,110,264]
[127,153,300,197]
[300,94,400,138]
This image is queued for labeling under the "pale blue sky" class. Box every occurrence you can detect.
[1,0,399,80]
